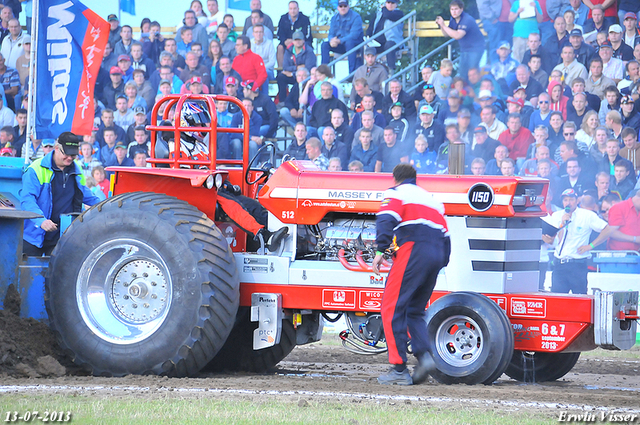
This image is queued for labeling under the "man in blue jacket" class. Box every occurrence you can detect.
[21,132,101,256]
[322,0,364,73]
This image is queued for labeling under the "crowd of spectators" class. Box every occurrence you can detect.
[0,0,638,250]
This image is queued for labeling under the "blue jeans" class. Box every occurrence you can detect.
[482,19,500,64]
[490,21,514,62]
[382,40,400,75]
[280,107,302,128]
[259,124,270,138]
[321,39,362,73]
[262,69,275,95]
[458,50,483,81]
[230,138,259,160]
[306,126,325,139]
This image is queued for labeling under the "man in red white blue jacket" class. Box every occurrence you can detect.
[373,164,451,385]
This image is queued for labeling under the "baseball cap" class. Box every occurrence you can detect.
[478,89,493,100]
[23,35,31,44]
[0,147,11,155]
[569,28,582,37]
[513,86,526,94]
[292,30,304,40]
[338,0,348,5]
[42,139,55,147]
[458,108,471,118]
[110,66,124,75]
[57,132,81,156]
[225,75,238,86]
[115,140,128,149]
[118,54,131,62]
[241,79,256,91]
[390,101,403,110]
[600,40,613,49]
[507,96,524,107]
[621,94,633,104]
[107,13,118,21]
[159,79,171,87]
[498,41,511,50]
[609,24,623,33]
[364,46,377,56]
[134,106,146,115]
[116,93,128,101]
[188,76,202,85]
[561,188,578,198]
[624,12,637,20]
[474,126,487,134]
[448,89,460,98]
[419,104,434,115]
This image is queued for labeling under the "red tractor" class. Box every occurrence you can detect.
[45,94,638,383]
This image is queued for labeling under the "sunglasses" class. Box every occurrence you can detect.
[564,132,575,136]
[538,100,549,103]
[338,4,348,7]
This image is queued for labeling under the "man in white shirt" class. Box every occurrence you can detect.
[599,40,625,83]
[542,188,610,294]
[251,24,275,94]
[480,105,507,140]
[0,95,15,127]
[552,45,588,87]
[205,0,225,35]
[0,18,23,68]
[113,94,135,129]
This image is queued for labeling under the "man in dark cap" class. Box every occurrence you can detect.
[276,30,316,102]
[568,28,595,68]
[542,188,611,294]
[353,47,389,93]
[20,132,101,256]
[107,14,122,47]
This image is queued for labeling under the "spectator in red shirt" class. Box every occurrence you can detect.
[589,189,640,251]
[498,113,535,161]
[232,35,267,91]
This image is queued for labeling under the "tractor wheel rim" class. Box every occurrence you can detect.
[435,314,484,368]
[76,239,173,345]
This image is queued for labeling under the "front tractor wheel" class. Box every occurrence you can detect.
[45,192,240,377]
[425,292,514,385]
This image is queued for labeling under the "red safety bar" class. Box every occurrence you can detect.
[146,94,251,194]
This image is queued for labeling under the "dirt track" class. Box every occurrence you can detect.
[1,339,639,417]
[1,290,639,417]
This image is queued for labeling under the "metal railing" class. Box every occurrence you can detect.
[326,11,418,85]
[385,38,456,95]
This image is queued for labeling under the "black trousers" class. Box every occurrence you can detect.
[551,259,588,294]
[23,240,57,257]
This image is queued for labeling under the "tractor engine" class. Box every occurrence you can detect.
[299,217,379,263]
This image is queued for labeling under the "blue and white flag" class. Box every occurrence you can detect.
[35,0,109,138]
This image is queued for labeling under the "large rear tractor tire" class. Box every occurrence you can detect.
[505,351,581,382]
[45,192,240,377]
[425,292,514,385]
[205,308,297,373]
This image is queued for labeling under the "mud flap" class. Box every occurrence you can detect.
[251,293,283,350]
[594,290,638,350]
